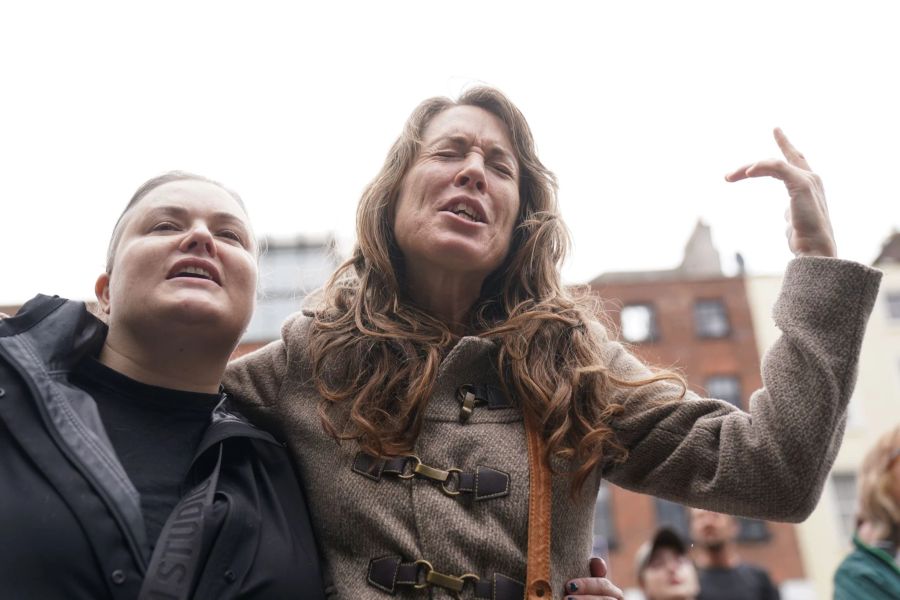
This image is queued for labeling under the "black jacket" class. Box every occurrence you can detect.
[0,295,325,599]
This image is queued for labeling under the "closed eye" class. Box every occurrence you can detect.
[217,229,244,244]
[151,221,180,232]
[492,163,514,177]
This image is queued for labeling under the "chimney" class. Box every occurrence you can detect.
[679,219,723,277]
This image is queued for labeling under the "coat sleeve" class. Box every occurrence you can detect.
[223,315,304,436]
[602,257,881,522]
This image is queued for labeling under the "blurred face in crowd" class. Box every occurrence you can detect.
[640,547,700,600]
[690,508,738,551]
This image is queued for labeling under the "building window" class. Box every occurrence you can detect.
[705,375,742,408]
[832,472,858,541]
[694,299,730,338]
[243,240,336,343]
[736,518,770,542]
[887,292,900,320]
[593,483,617,551]
[620,304,658,343]
[654,498,689,539]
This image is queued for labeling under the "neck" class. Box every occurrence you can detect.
[697,544,739,569]
[405,267,485,333]
[99,325,230,394]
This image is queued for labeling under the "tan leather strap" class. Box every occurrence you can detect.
[524,411,553,599]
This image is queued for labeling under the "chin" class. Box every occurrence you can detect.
[164,296,243,328]
[427,241,505,274]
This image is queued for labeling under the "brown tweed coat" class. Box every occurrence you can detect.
[225,257,881,599]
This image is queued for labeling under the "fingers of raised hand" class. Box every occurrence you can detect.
[724,158,806,183]
[774,127,812,171]
[0,312,10,319]
[729,158,797,182]
[726,159,823,197]
[565,578,624,600]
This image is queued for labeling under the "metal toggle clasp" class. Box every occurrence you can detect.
[414,462,450,482]
[413,560,480,598]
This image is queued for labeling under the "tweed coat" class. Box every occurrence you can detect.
[225,257,881,599]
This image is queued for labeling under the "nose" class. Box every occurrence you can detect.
[454,153,487,193]
[179,222,217,257]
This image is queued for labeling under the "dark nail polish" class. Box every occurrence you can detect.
[567,581,579,592]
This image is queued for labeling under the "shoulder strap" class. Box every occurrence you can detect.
[138,444,224,600]
[524,411,553,599]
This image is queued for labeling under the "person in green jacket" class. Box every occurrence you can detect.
[834,424,900,599]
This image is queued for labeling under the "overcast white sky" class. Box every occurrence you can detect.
[1,1,897,305]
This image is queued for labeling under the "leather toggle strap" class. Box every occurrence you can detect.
[457,384,512,421]
[367,556,524,600]
[352,453,510,501]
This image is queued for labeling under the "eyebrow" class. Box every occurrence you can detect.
[431,134,517,166]
[142,205,248,227]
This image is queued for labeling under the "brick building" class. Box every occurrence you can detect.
[233,235,338,357]
[589,221,807,594]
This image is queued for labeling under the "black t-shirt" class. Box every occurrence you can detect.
[697,563,780,600]
[72,358,220,551]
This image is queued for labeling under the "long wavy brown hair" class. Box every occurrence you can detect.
[309,86,684,490]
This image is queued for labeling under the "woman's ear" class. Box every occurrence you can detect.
[94,273,112,315]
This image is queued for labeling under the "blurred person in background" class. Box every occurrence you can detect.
[689,508,779,600]
[833,424,900,599]
[635,528,699,600]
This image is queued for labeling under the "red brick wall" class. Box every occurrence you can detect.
[592,275,805,588]
[0,305,21,316]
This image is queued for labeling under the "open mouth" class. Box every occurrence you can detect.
[441,198,486,224]
[173,266,214,281]
[448,202,480,223]
[166,261,221,285]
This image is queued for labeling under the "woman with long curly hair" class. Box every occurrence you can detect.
[834,425,900,598]
[226,87,881,599]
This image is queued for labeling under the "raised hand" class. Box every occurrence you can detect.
[726,128,837,258]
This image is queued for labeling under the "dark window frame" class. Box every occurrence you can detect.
[736,518,770,543]
[886,291,900,320]
[694,298,731,339]
[705,374,743,408]
[831,472,858,541]
[593,484,618,551]
[654,498,690,539]
[620,302,660,344]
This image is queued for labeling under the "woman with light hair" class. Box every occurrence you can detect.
[834,425,900,598]
[225,86,882,599]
